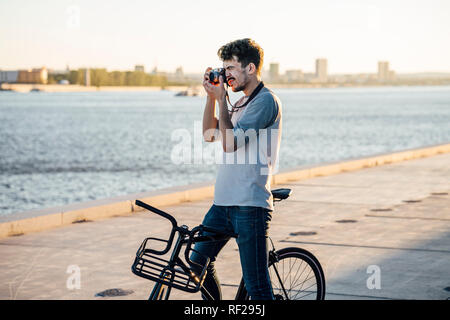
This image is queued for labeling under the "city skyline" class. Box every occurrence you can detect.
[1,0,449,74]
[4,57,450,77]
[4,57,450,89]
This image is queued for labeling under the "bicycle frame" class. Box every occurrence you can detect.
[145,223,237,300]
[144,226,286,300]
[148,227,189,300]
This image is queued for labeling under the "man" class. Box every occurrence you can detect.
[190,38,282,300]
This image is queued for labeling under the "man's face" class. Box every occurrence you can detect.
[223,56,249,93]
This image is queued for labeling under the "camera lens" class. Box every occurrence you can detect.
[209,70,219,84]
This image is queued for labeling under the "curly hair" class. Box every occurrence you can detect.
[217,38,264,76]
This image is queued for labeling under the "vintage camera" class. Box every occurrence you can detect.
[208,68,227,85]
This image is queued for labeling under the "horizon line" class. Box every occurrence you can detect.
[2,65,450,75]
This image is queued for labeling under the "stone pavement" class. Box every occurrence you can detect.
[1,153,449,300]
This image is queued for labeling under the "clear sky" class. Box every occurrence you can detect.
[0,0,449,74]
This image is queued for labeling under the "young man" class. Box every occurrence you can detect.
[191,38,282,300]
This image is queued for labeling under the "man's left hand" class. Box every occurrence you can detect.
[204,76,226,103]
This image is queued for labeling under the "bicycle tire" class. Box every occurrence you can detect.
[238,247,326,300]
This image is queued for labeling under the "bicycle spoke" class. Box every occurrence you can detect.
[289,258,308,297]
[269,253,321,300]
[293,289,317,300]
[286,258,309,298]
[271,262,290,299]
[290,270,317,300]
[291,267,313,293]
[291,279,317,300]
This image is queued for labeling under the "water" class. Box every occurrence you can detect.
[1,86,449,216]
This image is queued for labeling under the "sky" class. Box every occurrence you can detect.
[0,0,449,74]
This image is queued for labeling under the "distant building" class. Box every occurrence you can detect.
[378,61,389,82]
[315,58,328,83]
[135,65,145,72]
[303,72,316,83]
[166,66,187,83]
[175,66,184,78]
[167,66,185,82]
[17,67,48,84]
[269,63,280,82]
[48,66,70,75]
[389,70,396,81]
[285,69,304,82]
[84,68,90,86]
[0,70,19,83]
[377,61,396,82]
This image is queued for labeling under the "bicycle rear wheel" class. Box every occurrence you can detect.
[271,247,325,300]
[239,247,326,300]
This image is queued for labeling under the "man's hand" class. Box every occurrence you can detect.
[202,67,214,99]
[202,66,233,151]
[203,68,226,102]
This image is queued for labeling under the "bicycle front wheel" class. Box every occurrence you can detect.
[238,247,326,300]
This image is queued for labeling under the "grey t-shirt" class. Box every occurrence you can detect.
[213,86,282,211]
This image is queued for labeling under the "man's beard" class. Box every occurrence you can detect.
[231,74,249,92]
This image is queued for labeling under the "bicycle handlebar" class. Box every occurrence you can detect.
[135,199,178,255]
[135,199,238,262]
[135,200,178,228]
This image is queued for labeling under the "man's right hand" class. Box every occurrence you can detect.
[202,67,219,142]
[202,67,214,99]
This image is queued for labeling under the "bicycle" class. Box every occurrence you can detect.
[131,188,326,300]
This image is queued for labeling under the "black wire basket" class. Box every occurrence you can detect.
[131,236,210,293]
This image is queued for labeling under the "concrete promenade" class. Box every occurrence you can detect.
[1,152,449,300]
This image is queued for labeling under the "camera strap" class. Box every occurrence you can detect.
[228,81,265,112]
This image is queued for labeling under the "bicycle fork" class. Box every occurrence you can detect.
[148,228,188,300]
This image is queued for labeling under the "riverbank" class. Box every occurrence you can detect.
[2,82,450,93]
[0,83,191,93]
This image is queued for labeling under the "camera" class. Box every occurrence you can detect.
[209,68,227,85]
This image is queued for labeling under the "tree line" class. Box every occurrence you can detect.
[48,69,169,87]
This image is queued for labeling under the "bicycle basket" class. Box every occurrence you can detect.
[131,236,210,293]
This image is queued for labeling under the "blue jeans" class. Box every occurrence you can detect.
[190,204,274,300]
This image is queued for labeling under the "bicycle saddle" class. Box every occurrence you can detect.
[271,188,292,200]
